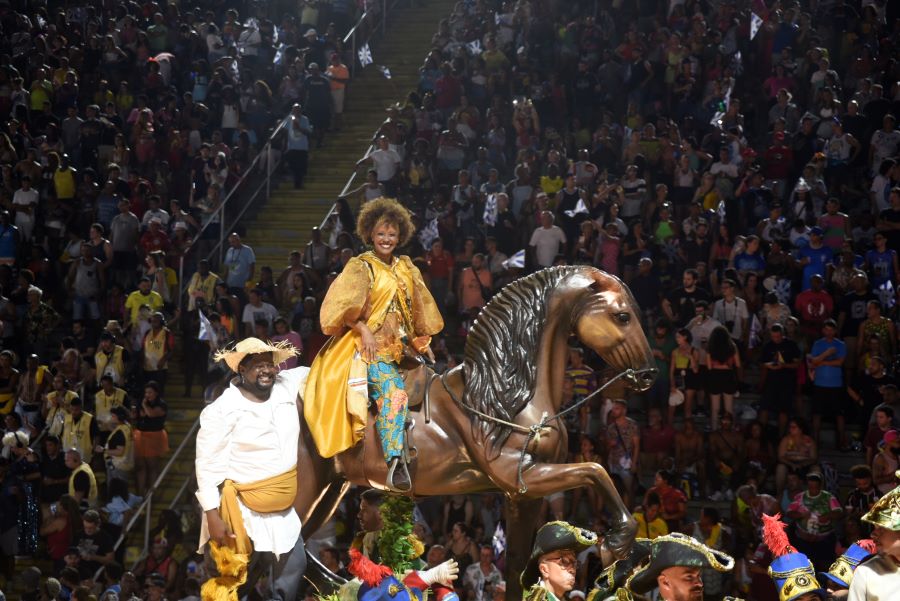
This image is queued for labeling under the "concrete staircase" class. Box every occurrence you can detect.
[240,0,455,270]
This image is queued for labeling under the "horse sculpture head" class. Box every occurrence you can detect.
[463,266,657,443]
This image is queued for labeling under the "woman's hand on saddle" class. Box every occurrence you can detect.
[206,510,236,547]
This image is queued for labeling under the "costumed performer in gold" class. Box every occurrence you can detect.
[194,338,308,601]
[849,473,900,600]
[304,197,444,492]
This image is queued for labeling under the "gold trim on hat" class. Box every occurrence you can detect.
[624,534,734,592]
[861,481,900,531]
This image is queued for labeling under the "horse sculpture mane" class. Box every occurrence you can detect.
[462,265,597,445]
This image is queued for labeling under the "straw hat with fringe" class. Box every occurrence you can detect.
[214,338,299,372]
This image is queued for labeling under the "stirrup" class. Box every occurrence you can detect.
[386,457,412,493]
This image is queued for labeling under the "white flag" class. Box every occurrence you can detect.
[358,43,373,67]
[378,65,392,79]
[750,12,763,40]
[494,13,501,25]
[563,197,589,218]
[419,218,440,250]
[467,39,483,56]
[198,310,217,345]
[503,249,526,269]
[483,194,498,226]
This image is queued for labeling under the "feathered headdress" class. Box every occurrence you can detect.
[763,514,825,601]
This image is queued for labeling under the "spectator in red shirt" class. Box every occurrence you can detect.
[426,238,454,314]
[139,218,171,257]
[794,274,834,341]
[763,131,794,198]
[643,469,687,532]
[640,408,676,474]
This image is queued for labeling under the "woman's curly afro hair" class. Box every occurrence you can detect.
[356,197,416,247]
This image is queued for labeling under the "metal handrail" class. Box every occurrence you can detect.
[176,118,288,310]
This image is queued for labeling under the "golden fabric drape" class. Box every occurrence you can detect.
[201,466,298,601]
[304,252,443,458]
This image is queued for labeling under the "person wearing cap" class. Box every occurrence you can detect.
[95,331,128,389]
[786,469,843,571]
[760,514,826,601]
[520,521,598,601]
[808,319,848,450]
[848,476,900,599]
[139,216,171,256]
[625,532,734,601]
[797,226,833,292]
[819,539,876,597]
[304,198,443,492]
[196,338,308,601]
[304,61,331,149]
[871,430,900,495]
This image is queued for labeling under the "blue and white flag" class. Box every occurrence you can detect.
[467,39,483,56]
[483,194,498,226]
[773,278,792,305]
[358,43,373,67]
[198,310,217,345]
[419,218,440,250]
[378,65,392,79]
[750,12,763,40]
[879,280,896,309]
[563,197,589,218]
[492,523,506,557]
[503,249,526,270]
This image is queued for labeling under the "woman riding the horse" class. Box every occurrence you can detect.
[304,197,444,492]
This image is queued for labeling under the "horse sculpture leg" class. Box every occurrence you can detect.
[504,497,544,600]
[493,459,637,561]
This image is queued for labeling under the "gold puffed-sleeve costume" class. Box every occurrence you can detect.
[303,252,443,458]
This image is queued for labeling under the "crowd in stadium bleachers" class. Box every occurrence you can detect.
[2,0,900,599]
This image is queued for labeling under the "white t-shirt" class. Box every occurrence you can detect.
[370,148,402,181]
[12,188,39,221]
[529,226,567,267]
[241,301,280,332]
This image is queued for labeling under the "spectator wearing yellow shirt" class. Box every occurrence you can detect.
[186,259,220,311]
[124,277,164,328]
[633,493,669,540]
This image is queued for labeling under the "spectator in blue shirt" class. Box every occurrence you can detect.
[223,232,256,300]
[798,227,834,291]
[732,234,767,278]
[809,319,848,450]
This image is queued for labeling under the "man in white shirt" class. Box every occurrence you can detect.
[709,146,739,179]
[240,288,279,338]
[463,545,503,601]
[358,135,401,196]
[195,338,308,601]
[711,279,749,346]
[529,211,567,269]
[12,176,39,241]
[849,480,900,600]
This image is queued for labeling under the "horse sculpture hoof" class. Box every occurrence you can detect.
[387,457,412,492]
[605,518,638,560]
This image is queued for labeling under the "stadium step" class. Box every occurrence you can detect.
[238,0,457,271]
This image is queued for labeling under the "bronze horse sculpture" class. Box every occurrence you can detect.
[295,265,657,599]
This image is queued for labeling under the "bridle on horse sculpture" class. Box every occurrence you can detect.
[435,367,642,494]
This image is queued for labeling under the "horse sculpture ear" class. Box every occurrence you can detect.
[586,268,622,293]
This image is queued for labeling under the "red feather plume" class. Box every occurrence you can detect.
[348,548,394,587]
[762,513,796,558]
[857,539,877,554]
